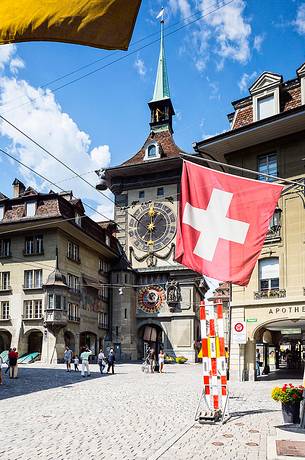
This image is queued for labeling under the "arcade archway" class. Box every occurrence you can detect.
[64,331,75,352]
[27,330,43,354]
[254,319,305,380]
[79,331,97,355]
[0,330,11,352]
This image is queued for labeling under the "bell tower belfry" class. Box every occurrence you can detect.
[148,16,175,134]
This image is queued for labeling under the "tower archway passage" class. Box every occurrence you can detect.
[253,319,305,380]
[137,323,164,360]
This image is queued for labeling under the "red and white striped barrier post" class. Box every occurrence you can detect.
[199,299,228,416]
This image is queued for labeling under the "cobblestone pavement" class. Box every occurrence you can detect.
[0,362,302,460]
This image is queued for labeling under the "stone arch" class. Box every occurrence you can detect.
[137,321,166,360]
[0,329,12,352]
[26,329,43,354]
[64,330,75,352]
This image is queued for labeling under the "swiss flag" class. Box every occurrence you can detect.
[175,160,284,286]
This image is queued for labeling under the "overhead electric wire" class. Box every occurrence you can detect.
[0,147,116,225]
[0,0,235,115]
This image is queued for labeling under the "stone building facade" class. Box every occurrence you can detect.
[99,23,208,362]
[194,63,305,380]
[0,179,118,362]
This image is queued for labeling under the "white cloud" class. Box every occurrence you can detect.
[0,44,18,71]
[253,34,265,52]
[9,56,25,74]
[169,0,252,71]
[168,0,192,18]
[0,50,113,220]
[134,56,147,77]
[295,3,305,35]
[238,71,257,93]
[89,192,114,222]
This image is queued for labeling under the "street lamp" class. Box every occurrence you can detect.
[270,206,282,232]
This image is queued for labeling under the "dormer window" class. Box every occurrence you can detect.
[250,72,282,122]
[144,142,160,161]
[0,205,4,220]
[26,201,36,217]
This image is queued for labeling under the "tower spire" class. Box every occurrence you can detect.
[152,12,170,102]
[148,9,175,134]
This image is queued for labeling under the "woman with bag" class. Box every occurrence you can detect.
[9,347,18,379]
[98,349,106,374]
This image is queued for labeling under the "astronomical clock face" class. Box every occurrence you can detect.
[129,202,176,253]
[138,285,165,313]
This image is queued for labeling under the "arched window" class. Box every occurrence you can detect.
[144,143,160,160]
[147,144,157,158]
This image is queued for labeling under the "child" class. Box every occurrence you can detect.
[158,349,165,374]
[74,355,79,372]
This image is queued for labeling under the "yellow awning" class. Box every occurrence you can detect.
[0,0,141,50]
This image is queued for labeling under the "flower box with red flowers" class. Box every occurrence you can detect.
[272,383,304,424]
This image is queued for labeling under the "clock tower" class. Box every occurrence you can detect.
[100,18,207,362]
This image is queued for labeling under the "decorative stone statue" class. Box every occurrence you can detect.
[166,279,181,304]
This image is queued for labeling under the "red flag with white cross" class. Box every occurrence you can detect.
[175,160,284,286]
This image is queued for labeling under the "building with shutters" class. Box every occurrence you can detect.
[194,63,305,381]
[0,179,118,362]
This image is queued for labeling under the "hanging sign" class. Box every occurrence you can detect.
[232,321,247,344]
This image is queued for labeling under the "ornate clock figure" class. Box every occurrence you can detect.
[129,202,176,253]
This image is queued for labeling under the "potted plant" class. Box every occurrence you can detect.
[175,356,188,364]
[271,384,304,424]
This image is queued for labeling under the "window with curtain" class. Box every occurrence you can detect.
[259,258,279,291]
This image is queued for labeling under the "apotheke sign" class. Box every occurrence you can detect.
[268,306,305,315]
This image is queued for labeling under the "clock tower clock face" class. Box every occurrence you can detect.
[129,202,176,253]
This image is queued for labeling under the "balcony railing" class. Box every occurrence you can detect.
[0,285,12,292]
[23,284,43,290]
[254,289,286,300]
[23,249,44,256]
[44,309,68,326]
[68,315,80,323]
[264,227,281,243]
[0,315,11,321]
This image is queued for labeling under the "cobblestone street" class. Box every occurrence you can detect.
[0,362,301,460]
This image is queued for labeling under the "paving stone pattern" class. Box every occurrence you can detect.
[0,363,300,460]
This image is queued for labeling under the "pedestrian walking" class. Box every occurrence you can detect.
[80,347,92,377]
[64,346,73,372]
[98,349,106,374]
[5,348,11,374]
[107,348,115,374]
[73,355,79,372]
[158,349,165,373]
[9,347,18,379]
[256,348,261,377]
[148,347,155,373]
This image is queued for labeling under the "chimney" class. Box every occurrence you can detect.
[12,178,25,198]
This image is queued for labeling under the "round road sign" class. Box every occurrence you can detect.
[234,322,244,333]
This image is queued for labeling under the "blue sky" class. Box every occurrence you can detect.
[0,0,304,219]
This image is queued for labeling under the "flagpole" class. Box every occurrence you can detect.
[180,153,304,188]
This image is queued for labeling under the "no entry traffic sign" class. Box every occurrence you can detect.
[232,321,247,344]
